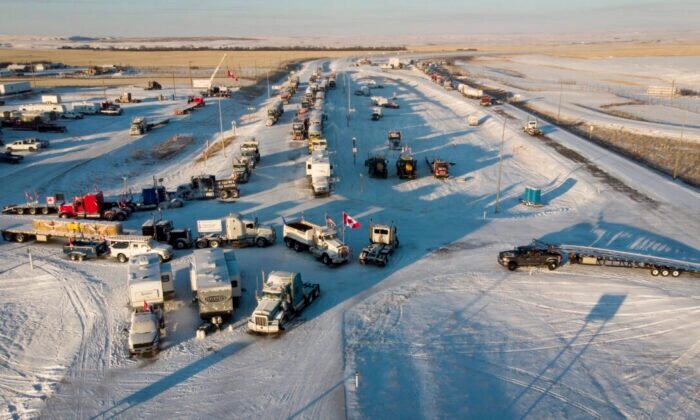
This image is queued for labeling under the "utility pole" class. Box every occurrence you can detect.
[218,99,227,158]
[188,61,193,90]
[495,116,507,213]
[172,72,176,100]
[556,80,563,124]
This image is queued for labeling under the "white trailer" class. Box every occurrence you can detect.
[41,94,61,104]
[72,102,100,115]
[0,81,31,95]
[127,253,166,311]
[190,248,242,327]
[305,150,334,196]
[195,214,276,248]
[460,85,483,99]
[19,103,67,114]
[283,219,351,265]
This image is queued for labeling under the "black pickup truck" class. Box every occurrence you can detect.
[498,244,563,271]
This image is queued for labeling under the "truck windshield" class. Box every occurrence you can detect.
[263,291,281,300]
[321,233,337,241]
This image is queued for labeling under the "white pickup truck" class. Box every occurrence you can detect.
[283,219,350,265]
[5,138,49,152]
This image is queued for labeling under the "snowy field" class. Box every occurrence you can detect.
[1,56,699,419]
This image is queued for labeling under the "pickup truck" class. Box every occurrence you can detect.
[498,244,563,271]
[5,138,49,152]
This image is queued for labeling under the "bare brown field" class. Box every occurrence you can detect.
[408,41,700,58]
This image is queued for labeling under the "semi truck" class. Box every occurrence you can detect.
[283,218,351,265]
[176,175,240,200]
[358,223,400,267]
[129,117,170,135]
[195,214,276,248]
[266,100,284,126]
[129,186,183,211]
[247,271,320,334]
[142,218,193,250]
[58,191,130,221]
[240,139,260,167]
[523,120,543,136]
[190,248,241,329]
[457,84,483,99]
[396,151,418,179]
[305,150,334,196]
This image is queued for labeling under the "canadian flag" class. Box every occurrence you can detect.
[143,300,149,312]
[325,213,337,230]
[342,212,361,229]
[227,70,239,81]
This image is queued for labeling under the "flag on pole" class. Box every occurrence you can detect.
[325,213,337,229]
[25,192,32,202]
[226,69,239,81]
[342,212,361,229]
[143,300,149,311]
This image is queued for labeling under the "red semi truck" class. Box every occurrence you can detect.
[58,192,130,221]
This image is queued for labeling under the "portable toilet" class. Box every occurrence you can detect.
[523,187,542,206]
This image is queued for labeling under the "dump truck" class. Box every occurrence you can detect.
[190,248,241,329]
[396,151,418,179]
[231,159,251,184]
[247,271,320,334]
[523,120,543,136]
[387,131,402,150]
[195,214,276,248]
[283,219,351,265]
[142,219,193,250]
[129,117,170,135]
[58,191,130,221]
[305,150,334,196]
[176,175,239,200]
[365,155,389,178]
[266,100,284,126]
[359,223,400,267]
[426,158,451,178]
[240,139,260,167]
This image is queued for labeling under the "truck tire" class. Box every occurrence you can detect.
[507,261,517,271]
[256,237,267,248]
[41,207,49,215]
[70,253,78,261]
[359,251,368,264]
[16,208,25,215]
[209,239,221,248]
[231,189,240,199]
[29,207,37,215]
[284,238,294,248]
[671,269,682,277]
[314,287,320,298]
[661,268,670,277]
[59,213,68,218]
[380,255,388,267]
[115,212,126,222]
[219,190,230,200]
[175,239,188,250]
[195,239,209,249]
[547,261,558,271]
[29,147,36,152]
[651,268,660,276]
[322,254,331,265]
[117,253,128,263]
[15,233,26,243]
[293,241,303,252]
[77,254,85,262]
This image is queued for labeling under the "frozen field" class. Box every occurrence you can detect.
[1,56,699,419]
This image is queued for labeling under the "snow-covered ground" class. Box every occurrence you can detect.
[1,56,699,419]
[455,55,700,141]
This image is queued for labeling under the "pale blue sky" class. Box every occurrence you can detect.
[0,0,697,37]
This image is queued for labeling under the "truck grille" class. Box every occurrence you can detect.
[254,316,268,327]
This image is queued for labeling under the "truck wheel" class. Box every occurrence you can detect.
[117,253,128,263]
[41,207,49,215]
[115,212,126,222]
[195,239,209,249]
[16,208,25,215]
[650,268,660,276]
[661,268,670,277]
[70,253,77,261]
[380,256,389,267]
[29,147,36,152]
[547,262,558,271]
[15,233,26,243]
[671,269,682,277]
[293,241,303,252]
[256,237,267,248]
[209,240,220,248]
[359,251,368,264]
[77,254,85,262]
[219,190,230,200]
[284,238,293,248]
[314,287,320,298]
[507,261,517,271]
[29,207,37,215]
[59,213,68,218]
[175,240,188,250]
[231,189,240,199]
[322,254,331,265]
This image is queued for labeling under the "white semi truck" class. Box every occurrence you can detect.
[247,271,320,334]
[305,150,334,196]
[195,214,276,248]
[283,218,351,265]
[190,248,242,328]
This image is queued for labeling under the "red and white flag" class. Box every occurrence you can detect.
[342,212,361,229]
[143,300,149,312]
[325,213,337,229]
[226,69,239,81]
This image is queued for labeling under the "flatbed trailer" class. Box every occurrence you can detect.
[560,244,700,277]
[3,201,59,215]
[1,219,123,243]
